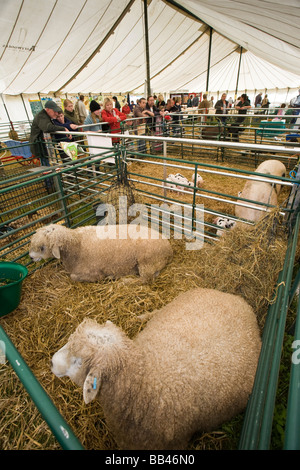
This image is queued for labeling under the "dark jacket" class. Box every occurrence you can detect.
[52,116,74,143]
[164,104,180,122]
[29,109,65,156]
[64,108,79,125]
[215,99,229,115]
[145,103,162,128]
[113,100,121,111]
[235,98,251,123]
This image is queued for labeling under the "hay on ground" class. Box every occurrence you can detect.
[0,207,291,450]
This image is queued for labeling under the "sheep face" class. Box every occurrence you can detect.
[51,319,124,403]
[51,343,83,380]
[29,225,57,261]
[29,224,66,261]
[214,217,236,236]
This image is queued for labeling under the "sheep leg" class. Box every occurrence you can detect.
[119,276,140,285]
[137,309,159,321]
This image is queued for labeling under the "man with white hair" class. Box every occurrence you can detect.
[29,100,71,191]
[30,100,70,163]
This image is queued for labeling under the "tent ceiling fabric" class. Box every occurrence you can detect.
[0,0,299,96]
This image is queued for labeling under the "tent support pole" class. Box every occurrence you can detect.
[143,0,151,96]
[206,27,213,92]
[235,46,243,97]
[1,94,14,130]
[21,94,30,121]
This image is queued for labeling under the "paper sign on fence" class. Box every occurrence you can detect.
[86,133,115,164]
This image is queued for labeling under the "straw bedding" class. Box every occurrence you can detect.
[0,206,290,450]
[0,152,297,450]
[126,157,291,225]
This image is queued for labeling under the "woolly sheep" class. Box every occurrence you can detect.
[29,223,173,283]
[235,160,286,222]
[51,288,261,450]
[213,216,237,237]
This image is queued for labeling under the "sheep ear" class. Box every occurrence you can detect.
[83,370,100,404]
[51,245,60,259]
[44,225,57,234]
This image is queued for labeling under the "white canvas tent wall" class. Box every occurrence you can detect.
[0,0,299,123]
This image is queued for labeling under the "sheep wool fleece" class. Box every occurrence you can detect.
[29,224,173,283]
[52,288,261,450]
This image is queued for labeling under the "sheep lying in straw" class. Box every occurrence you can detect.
[235,159,286,222]
[29,224,173,283]
[164,172,204,193]
[51,288,261,450]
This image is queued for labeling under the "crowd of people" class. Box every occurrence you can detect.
[29,88,300,168]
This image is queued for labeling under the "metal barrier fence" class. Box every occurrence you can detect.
[0,325,85,450]
[0,145,122,272]
[239,214,300,450]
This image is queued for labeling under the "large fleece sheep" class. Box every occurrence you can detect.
[51,288,261,450]
[235,159,286,222]
[29,224,173,283]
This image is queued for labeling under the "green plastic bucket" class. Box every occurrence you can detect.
[0,262,28,317]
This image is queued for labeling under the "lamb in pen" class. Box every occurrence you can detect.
[29,223,173,283]
[164,172,203,193]
[235,159,286,222]
[213,216,237,237]
[51,288,261,450]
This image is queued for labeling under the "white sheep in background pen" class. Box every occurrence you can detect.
[29,224,173,283]
[51,288,261,450]
[235,160,286,222]
[164,172,204,193]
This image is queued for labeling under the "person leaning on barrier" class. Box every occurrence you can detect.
[29,100,70,193]
[133,97,149,154]
[164,99,181,136]
[145,95,165,152]
[29,100,70,166]
[53,111,78,162]
[101,97,127,144]
[145,96,164,127]
[84,100,108,132]
[214,93,229,124]
[229,93,251,141]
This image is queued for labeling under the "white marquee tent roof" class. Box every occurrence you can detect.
[1,0,299,98]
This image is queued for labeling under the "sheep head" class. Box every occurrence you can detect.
[191,173,204,187]
[29,224,69,261]
[255,160,286,195]
[51,319,129,404]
